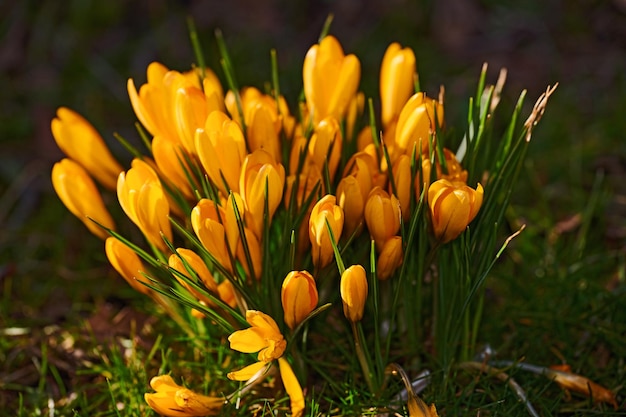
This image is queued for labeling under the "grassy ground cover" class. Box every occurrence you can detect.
[1,1,624,415]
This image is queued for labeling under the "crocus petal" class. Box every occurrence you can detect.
[227,361,269,381]
[279,358,305,417]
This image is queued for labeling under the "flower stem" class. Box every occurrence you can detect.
[351,322,375,393]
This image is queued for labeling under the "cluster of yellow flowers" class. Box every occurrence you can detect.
[50,32,494,416]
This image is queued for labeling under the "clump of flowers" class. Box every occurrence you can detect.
[50,20,610,417]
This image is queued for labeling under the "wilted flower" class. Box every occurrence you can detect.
[309,194,344,268]
[52,159,116,240]
[51,107,123,190]
[340,265,368,322]
[303,35,361,124]
[117,158,172,252]
[380,42,416,129]
[428,179,483,243]
[281,270,318,329]
[144,375,224,417]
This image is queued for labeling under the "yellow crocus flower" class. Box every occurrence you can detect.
[51,158,115,240]
[168,248,218,305]
[308,194,344,269]
[307,117,343,181]
[376,236,403,280]
[428,179,483,243]
[303,35,361,124]
[340,265,368,322]
[195,110,247,196]
[239,149,286,240]
[380,43,416,129]
[104,237,151,295]
[281,270,318,330]
[152,136,194,199]
[395,92,444,156]
[391,154,412,222]
[51,107,123,190]
[117,158,172,252]
[364,187,401,252]
[144,375,224,417]
[190,199,232,273]
[227,310,287,380]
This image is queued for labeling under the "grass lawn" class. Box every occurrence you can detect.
[1,1,624,415]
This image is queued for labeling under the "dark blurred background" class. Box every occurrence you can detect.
[2,0,626,331]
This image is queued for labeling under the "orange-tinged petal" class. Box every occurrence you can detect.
[239,149,285,239]
[52,159,115,240]
[51,107,123,190]
[391,154,412,222]
[278,358,305,417]
[377,236,403,280]
[105,237,151,295]
[303,36,361,123]
[364,187,401,251]
[196,111,247,196]
[380,43,416,129]
[190,199,232,272]
[428,179,483,243]
[340,265,368,322]
[309,194,344,268]
[227,361,269,381]
[228,327,269,353]
[281,270,318,329]
[336,176,365,238]
[169,248,218,293]
[145,375,224,417]
[152,136,194,199]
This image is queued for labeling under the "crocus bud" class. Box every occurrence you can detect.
[281,270,319,329]
[217,280,238,308]
[117,158,172,252]
[390,154,412,222]
[191,199,232,273]
[169,248,218,299]
[105,237,151,295]
[428,179,483,243]
[195,110,247,196]
[395,92,444,156]
[309,195,344,269]
[303,35,361,124]
[336,176,366,239]
[51,107,123,190]
[380,43,416,129]
[144,375,224,417]
[52,159,116,240]
[364,187,401,252]
[152,136,194,199]
[307,117,343,181]
[437,148,467,183]
[376,236,403,280]
[340,265,368,322]
[127,62,175,140]
[239,149,286,239]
